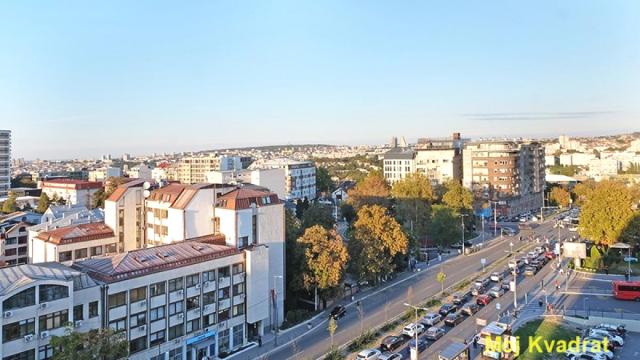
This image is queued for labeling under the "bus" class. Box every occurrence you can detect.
[612,280,640,301]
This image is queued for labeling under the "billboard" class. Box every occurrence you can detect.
[562,242,587,259]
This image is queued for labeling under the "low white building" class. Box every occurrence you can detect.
[88,167,122,182]
[383,147,415,184]
[38,179,103,208]
[30,222,118,264]
[559,152,596,167]
[587,158,620,180]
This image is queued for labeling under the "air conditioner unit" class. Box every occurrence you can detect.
[202,281,210,288]
[3,311,13,319]
[139,300,147,307]
[194,284,201,290]
[74,320,83,328]
[40,331,50,339]
[24,334,34,342]
[40,302,48,310]
[138,325,146,332]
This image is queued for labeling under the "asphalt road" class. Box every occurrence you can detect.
[260,219,561,360]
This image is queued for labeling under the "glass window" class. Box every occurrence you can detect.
[168,347,183,360]
[109,318,126,332]
[150,306,165,321]
[2,318,35,343]
[39,285,68,303]
[150,330,165,347]
[202,271,215,282]
[129,312,146,328]
[150,282,165,297]
[58,251,72,262]
[233,283,244,296]
[74,248,88,259]
[185,274,199,288]
[129,287,146,303]
[89,301,99,318]
[218,329,230,354]
[73,304,83,321]
[168,324,183,340]
[232,324,244,348]
[168,278,183,292]
[2,287,35,311]
[232,304,244,317]
[129,335,147,354]
[203,291,215,305]
[106,243,117,253]
[186,296,199,310]
[90,246,103,256]
[186,318,200,334]
[39,310,68,331]
[202,313,216,327]
[218,308,230,322]
[232,263,244,275]
[3,349,35,360]
[108,292,126,309]
[218,266,230,278]
[38,344,53,360]
[218,287,230,300]
[169,301,183,316]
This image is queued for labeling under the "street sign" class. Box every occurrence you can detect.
[496,303,501,311]
[476,318,487,326]
[481,258,486,265]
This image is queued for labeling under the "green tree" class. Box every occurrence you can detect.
[620,212,640,248]
[339,203,356,223]
[430,205,462,247]
[298,226,349,308]
[50,327,128,360]
[436,270,447,294]
[316,167,333,194]
[349,205,408,283]
[441,180,473,212]
[584,246,603,270]
[391,173,434,243]
[549,186,571,208]
[579,180,635,246]
[36,192,51,213]
[347,171,390,209]
[285,210,305,308]
[1,193,17,213]
[92,177,130,208]
[572,180,596,207]
[301,203,335,230]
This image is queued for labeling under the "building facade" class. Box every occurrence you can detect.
[30,222,118,264]
[0,130,10,197]
[174,155,243,184]
[260,160,316,201]
[38,179,103,208]
[206,168,286,200]
[383,147,415,184]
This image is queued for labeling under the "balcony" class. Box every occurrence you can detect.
[218,276,231,289]
[218,298,231,310]
[232,273,245,285]
[232,294,245,304]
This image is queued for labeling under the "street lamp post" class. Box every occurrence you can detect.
[404,303,429,360]
[461,214,469,255]
[611,243,633,280]
[273,275,283,345]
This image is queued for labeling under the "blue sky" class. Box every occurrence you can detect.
[1,1,639,159]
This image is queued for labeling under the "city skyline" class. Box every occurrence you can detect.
[2,1,639,159]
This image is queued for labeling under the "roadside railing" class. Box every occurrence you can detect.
[563,308,640,320]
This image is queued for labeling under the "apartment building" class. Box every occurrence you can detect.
[88,167,122,182]
[104,180,146,252]
[587,158,620,181]
[174,155,243,184]
[0,130,10,197]
[383,147,415,184]
[73,239,273,360]
[462,141,545,216]
[206,168,286,200]
[414,136,463,184]
[259,159,316,201]
[38,179,103,208]
[0,263,102,360]
[30,222,118,264]
[1,222,30,267]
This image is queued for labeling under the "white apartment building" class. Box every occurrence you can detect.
[0,130,10,197]
[30,222,118,264]
[88,167,122,182]
[414,146,462,184]
[127,164,153,181]
[259,160,316,201]
[1,222,30,267]
[587,158,620,181]
[0,263,102,360]
[73,239,274,360]
[558,152,596,167]
[152,167,170,183]
[38,179,103,208]
[104,179,146,252]
[382,148,415,184]
[206,168,286,200]
[173,155,243,184]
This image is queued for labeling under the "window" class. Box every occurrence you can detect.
[109,318,126,332]
[232,263,244,275]
[232,304,244,317]
[203,291,215,305]
[168,277,183,292]
[238,236,249,248]
[218,308,230,322]
[168,347,183,360]
[202,271,215,282]
[232,324,244,348]
[3,349,35,360]
[5,248,17,256]
[252,214,258,244]
[2,318,35,343]
[150,306,165,321]
[38,344,54,360]
[150,330,165,347]
[218,266,230,278]
[202,313,216,327]
[186,318,200,334]
[218,287,230,300]
[3,287,35,311]
[108,292,126,309]
[185,274,199,288]
[169,301,183,315]
[105,243,117,253]
[90,246,102,256]
[39,310,68,331]
[89,301,99,318]
[233,283,244,296]
[129,287,146,303]
[74,248,88,259]
[129,336,147,354]
[168,324,183,340]
[73,305,83,321]
[218,329,230,354]
[186,296,199,310]
[150,282,165,297]
[129,312,146,328]
[58,251,72,262]
[39,285,68,303]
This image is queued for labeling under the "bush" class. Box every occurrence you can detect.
[325,348,345,360]
[422,299,441,308]
[347,330,377,352]
[281,309,311,329]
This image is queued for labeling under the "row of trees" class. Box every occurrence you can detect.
[0,192,65,214]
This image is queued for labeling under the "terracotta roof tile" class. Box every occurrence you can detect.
[36,222,115,245]
[216,187,280,210]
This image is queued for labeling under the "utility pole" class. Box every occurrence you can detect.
[404,303,428,360]
[461,214,468,255]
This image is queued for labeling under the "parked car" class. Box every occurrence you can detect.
[402,323,425,338]
[460,302,479,316]
[583,337,617,351]
[420,312,442,326]
[508,260,518,270]
[450,240,473,249]
[407,338,428,353]
[592,324,626,338]
[587,329,624,347]
[545,251,556,260]
[438,304,457,316]
[380,336,405,352]
[424,326,446,341]
[356,349,382,360]
[444,313,464,327]
[452,291,471,305]
[524,266,537,276]
[378,353,403,360]
[569,344,614,360]
[489,286,505,298]
[490,272,503,282]
[565,351,607,360]
[330,305,346,319]
[477,294,492,306]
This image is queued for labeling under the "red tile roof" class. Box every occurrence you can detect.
[107,179,146,202]
[36,222,115,245]
[216,187,280,210]
[41,179,103,190]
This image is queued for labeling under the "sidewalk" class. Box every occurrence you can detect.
[572,269,639,282]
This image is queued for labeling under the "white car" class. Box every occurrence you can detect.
[489,286,505,298]
[490,272,503,282]
[587,329,623,346]
[579,344,614,360]
[402,323,425,338]
[508,260,517,269]
[357,349,382,360]
[565,351,607,360]
[378,353,403,360]
[420,312,442,326]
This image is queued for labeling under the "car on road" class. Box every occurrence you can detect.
[460,302,479,316]
[444,313,464,327]
[424,326,446,340]
[544,251,556,260]
[524,266,537,276]
[402,323,425,338]
[476,294,492,306]
[438,304,457,316]
[378,352,403,360]
[356,349,382,360]
[471,285,485,296]
[508,260,518,270]
[420,312,442,326]
[490,272,503,282]
[450,240,473,249]
[500,280,511,291]
[380,336,405,352]
[330,305,346,320]
[489,286,505,298]
[530,260,543,270]
[407,338,428,353]
[474,278,491,288]
[452,291,471,305]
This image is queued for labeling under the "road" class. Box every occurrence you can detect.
[247,219,562,360]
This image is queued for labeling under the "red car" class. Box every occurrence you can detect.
[476,294,492,306]
[544,251,556,260]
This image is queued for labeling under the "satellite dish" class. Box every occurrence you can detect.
[143,182,151,190]
[143,190,151,198]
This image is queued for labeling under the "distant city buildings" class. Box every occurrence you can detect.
[0,130,10,197]
[173,155,243,184]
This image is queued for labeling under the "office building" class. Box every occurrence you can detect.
[0,130,10,197]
